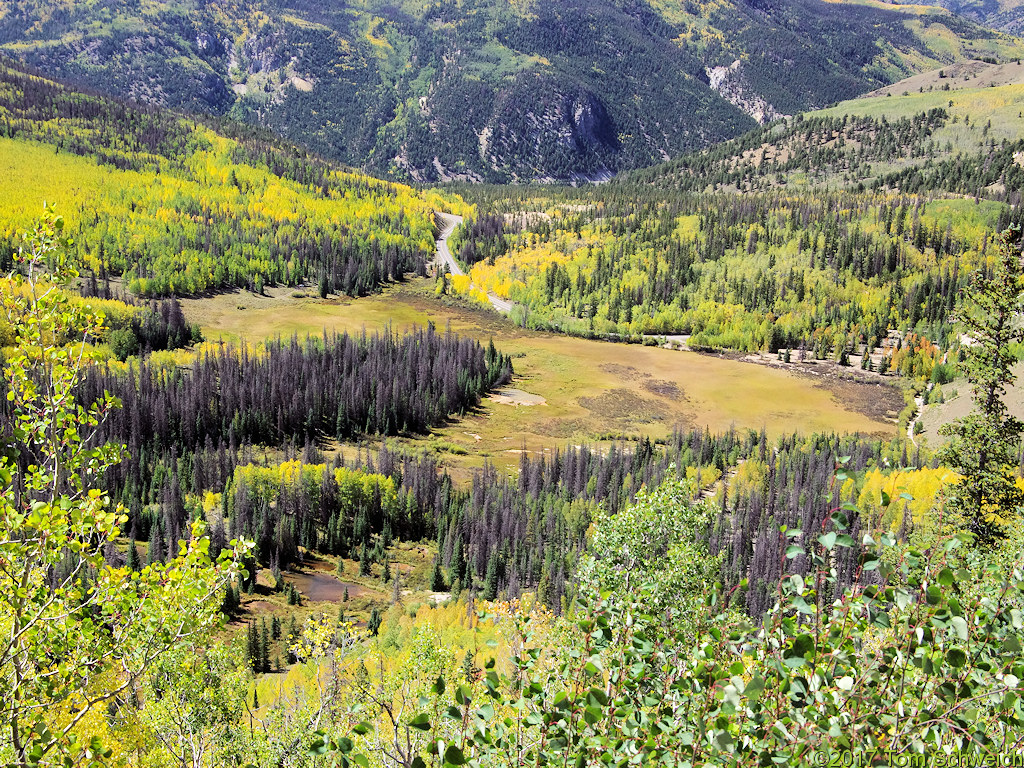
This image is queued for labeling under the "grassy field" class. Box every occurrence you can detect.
[814,62,1024,147]
[181,281,902,476]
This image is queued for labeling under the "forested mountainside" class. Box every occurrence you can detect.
[2,0,1023,182]
[628,60,1024,195]
[0,58,462,296]
[889,0,1024,33]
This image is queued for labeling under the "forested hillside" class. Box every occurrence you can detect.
[2,0,1022,181]
[630,64,1024,195]
[438,71,1024,366]
[888,0,1024,33]
[0,57,460,296]
[445,183,1020,367]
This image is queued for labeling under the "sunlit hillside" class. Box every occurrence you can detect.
[0,58,465,296]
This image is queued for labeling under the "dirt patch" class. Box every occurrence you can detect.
[600,363,643,379]
[491,388,546,406]
[529,417,591,438]
[644,379,684,400]
[817,377,904,429]
[578,389,668,424]
[244,600,278,615]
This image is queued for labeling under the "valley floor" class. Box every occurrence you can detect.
[180,280,904,477]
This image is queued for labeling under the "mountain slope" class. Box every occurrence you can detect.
[627,59,1024,198]
[882,0,1024,33]
[0,57,461,296]
[2,0,1023,182]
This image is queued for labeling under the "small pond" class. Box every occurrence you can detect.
[288,572,375,602]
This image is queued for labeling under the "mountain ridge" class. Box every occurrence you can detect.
[4,0,1024,181]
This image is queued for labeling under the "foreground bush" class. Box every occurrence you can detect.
[323,476,1024,766]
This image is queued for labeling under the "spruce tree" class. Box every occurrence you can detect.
[368,608,382,636]
[146,525,164,566]
[482,550,501,601]
[359,541,371,576]
[449,538,466,587]
[939,227,1024,544]
[221,584,237,616]
[259,618,271,673]
[125,541,140,572]
[431,558,446,592]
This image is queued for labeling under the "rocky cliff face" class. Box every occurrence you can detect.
[482,74,620,182]
[707,60,785,125]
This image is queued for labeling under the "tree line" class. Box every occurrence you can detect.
[130,424,929,615]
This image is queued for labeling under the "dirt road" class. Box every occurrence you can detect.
[434,211,513,314]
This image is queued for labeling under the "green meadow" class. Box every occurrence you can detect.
[182,281,902,476]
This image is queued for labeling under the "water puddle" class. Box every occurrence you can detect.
[288,572,376,602]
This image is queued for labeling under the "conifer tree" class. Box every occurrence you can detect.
[146,525,164,565]
[367,608,382,636]
[940,227,1024,544]
[430,558,446,592]
[221,584,237,616]
[259,618,271,673]
[482,550,501,601]
[359,541,371,576]
[125,541,140,572]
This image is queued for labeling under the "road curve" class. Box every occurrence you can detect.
[433,211,513,314]
[434,212,465,277]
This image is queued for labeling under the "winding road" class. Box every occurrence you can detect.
[907,383,932,446]
[434,212,513,314]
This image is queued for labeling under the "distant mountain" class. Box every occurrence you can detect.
[885,0,1024,34]
[2,0,1023,182]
